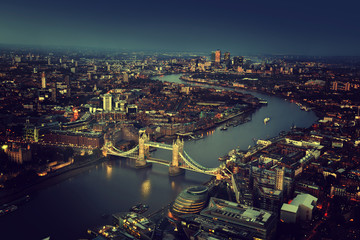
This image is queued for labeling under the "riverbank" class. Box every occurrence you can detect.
[180,74,323,119]
[0,156,107,206]
[156,107,256,144]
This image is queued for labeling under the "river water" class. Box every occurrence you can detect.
[0,74,318,240]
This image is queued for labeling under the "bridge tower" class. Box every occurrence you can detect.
[169,137,185,176]
[136,130,150,168]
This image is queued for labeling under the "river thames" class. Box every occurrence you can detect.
[0,74,318,240]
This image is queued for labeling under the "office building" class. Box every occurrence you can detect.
[123,72,129,82]
[231,168,253,206]
[41,72,46,89]
[210,51,216,62]
[345,82,351,91]
[171,186,209,217]
[275,167,284,191]
[103,94,113,111]
[224,52,230,65]
[65,75,71,97]
[257,186,283,213]
[233,56,244,67]
[215,50,221,63]
[198,198,277,240]
[280,193,317,223]
[332,81,338,91]
[51,82,57,102]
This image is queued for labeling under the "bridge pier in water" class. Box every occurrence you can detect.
[136,130,151,168]
[169,137,185,176]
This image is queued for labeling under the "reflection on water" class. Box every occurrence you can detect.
[106,164,112,179]
[206,129,215,136]
[141,179,151,198]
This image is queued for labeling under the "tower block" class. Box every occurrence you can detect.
[169,137,185,176]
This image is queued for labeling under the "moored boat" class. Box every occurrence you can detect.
[220,126,228,131]
[130,203,149,214]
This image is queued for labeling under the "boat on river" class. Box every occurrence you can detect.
[0,205,18,216]
[264,117,270,124]
[220,126,228,131]
[130,203,149,214]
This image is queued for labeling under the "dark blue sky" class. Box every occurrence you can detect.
[1,0,360,55]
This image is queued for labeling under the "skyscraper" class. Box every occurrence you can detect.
[215,50,221,63]
[233,56,244,67]
[65,75,71,97]
[103,94,113,111]
[224,52,231,66]
[210,51,216,62]
[224,52,230,62]
[41,72,46,89]
[51,82,57,102]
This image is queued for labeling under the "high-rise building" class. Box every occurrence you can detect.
[224,52,231,67]
[215,50,221,63]
[332,81,338,91]
[47,57,51,65]
[51,82,57,102]
[210,51,216,62]
[224,52,230,62]
[233,56,244,67]
[275,167,285,191]
[65,75,71,97]
[41,72,46,89]
[103,94,113,111]
[123,72,129,82]
[345,82,351,91]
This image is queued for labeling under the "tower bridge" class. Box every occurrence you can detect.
[103,130,230,178]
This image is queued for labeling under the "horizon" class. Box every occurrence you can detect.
[2,43,360,59]
[1,0,360,56]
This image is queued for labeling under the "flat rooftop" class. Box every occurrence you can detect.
[201,197,275,227]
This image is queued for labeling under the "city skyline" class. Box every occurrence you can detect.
[1,0,360,56]
[1,43,360,239]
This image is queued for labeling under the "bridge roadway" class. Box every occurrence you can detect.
[145,141,173,150]
[147,157,170,166]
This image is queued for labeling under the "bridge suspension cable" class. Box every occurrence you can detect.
[179,151,219,175]
[107,144,139,157]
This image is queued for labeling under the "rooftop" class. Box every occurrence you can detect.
[201,197,275,227]
[291,193,317,210]
[281,203,299,213]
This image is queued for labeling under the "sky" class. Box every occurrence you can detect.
[1,0,360,56]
